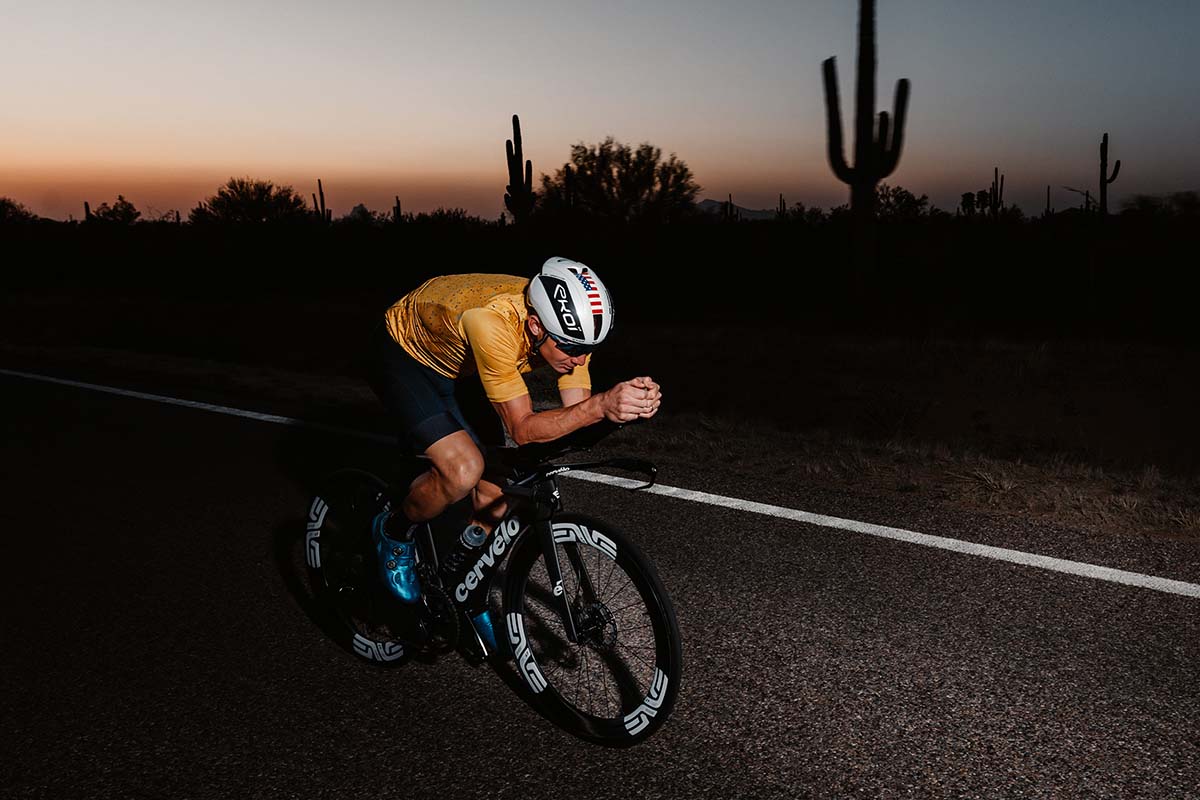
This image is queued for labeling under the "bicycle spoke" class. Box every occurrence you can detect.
[616,640,656,670]
[602,574,635,605]
[601,597,651,617]
[599,553,619,599]
[610,616,654,636]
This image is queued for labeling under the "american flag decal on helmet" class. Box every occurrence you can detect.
[569,267,606,340]
[573,269,604,316]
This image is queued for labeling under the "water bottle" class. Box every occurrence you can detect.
[440,523,488,582]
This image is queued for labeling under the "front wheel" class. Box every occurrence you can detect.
[503,513,682,746]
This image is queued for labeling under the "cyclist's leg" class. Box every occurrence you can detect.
[453,374,511,530]
[367,322,484,525]
[470,478,508,530]
[401,430,484,522]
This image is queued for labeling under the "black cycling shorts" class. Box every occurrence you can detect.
[366,322,504,454]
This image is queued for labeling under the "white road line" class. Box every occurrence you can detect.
[0,367,394,445]
[570,471,1200,598]
[4,366,1199,600]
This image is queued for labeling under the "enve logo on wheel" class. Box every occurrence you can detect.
[352,633,404,662]
[623,668,669,736]
[305,496,328,569]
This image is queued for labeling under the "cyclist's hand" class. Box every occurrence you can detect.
[601,380,654,423]
[629,376,661,419]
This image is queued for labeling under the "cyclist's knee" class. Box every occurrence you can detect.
[433,447,484,501]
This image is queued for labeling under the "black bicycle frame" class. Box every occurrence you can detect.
[431,454,656,655]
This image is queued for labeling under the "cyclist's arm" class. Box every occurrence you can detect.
[493,392,605,446]
[559,386,591,407]
[494,382,650,445]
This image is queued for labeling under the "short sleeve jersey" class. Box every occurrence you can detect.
[383,273,592,403]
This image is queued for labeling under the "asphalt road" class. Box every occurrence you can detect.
[2,373,1198,799]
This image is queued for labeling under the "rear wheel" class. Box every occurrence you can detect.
[306,469,409,665]
[502,513,682,746]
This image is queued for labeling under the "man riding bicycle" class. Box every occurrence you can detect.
[366,257,662,646]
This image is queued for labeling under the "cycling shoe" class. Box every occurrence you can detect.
[371,511,421,604]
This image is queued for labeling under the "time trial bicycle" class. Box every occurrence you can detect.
[304,421,682,746]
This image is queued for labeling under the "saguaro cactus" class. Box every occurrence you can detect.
[989,167,1005,218]
[822,0,910,220]
[722,193,740,222]
[312,179,331,222]
[777,193,787,220]
[83,201,92,222]
[504,114,536,223]
[1099,132,1121,215]
[393,196,403,224]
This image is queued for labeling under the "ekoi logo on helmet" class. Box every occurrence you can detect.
[529,257,613,346]
[544,277,584,338]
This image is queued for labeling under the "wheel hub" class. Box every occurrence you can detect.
[575,601,618,650]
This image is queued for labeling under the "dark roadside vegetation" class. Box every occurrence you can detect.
[3,194,1199,541]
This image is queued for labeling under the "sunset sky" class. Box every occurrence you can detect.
[3,0,1198,220]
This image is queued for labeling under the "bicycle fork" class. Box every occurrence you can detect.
[533,515,581,644]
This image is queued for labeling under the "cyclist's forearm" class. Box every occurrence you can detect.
[510,395,604,445]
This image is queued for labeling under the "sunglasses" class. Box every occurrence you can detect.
[546,332,594,357]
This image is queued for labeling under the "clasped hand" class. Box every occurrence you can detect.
[601,376,662,423]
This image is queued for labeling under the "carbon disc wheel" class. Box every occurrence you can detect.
[305,469,410,665]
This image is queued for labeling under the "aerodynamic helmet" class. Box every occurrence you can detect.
[527,257,614,351]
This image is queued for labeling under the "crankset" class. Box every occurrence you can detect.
[411,567,460,656]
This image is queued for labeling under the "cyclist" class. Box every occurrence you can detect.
[365,257,661,646]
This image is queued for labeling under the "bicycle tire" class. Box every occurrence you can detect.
[306,468,410,666]
[502,512,682,746]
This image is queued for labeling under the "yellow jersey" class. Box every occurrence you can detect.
[383,273,592,403]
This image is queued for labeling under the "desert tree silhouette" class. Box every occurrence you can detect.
[0,196,38,223]
[189,177,309,225]
[539,137,700,224]
[343,203,388,226]
[89,195,141,225]
[875,183,930,221]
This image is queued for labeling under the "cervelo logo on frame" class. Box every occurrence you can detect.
[455,518,522,603]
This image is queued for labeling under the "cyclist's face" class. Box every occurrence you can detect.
[546,338,590,372]
[531,316,591,372]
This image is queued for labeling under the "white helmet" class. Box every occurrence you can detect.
[527,257,614,351]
